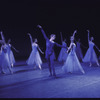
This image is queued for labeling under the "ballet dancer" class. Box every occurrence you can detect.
[0,31,13,74]
[26,33,44,70]
[75,38,87,62]
[62,30,85,74]
[82,30,100,67]
[58,32,68,62]
[6,39,19,67]
[37,25,67,77]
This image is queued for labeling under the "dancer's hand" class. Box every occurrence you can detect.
[74,30,77,33]
[0,31,2,34]
[37,25,42,29]
[87,30,90,33]
[66,50,69,53]
[27,33,31,36]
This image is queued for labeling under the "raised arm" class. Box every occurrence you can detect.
[27,33,33,47]
[87,30,90,43]
[0,31,6,43]
[72,30,77,38]
[60,32,63,43]
[37,25,48,40]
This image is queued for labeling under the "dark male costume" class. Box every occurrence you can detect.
[40,28,66,76]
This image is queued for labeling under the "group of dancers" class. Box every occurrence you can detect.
[0,31,18,74]
[0,25,100,77]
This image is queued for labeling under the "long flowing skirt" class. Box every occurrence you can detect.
[9,51,15,66]
[1,52,11,72]
[58,48,67,62]
[82,48,99,63]
[62,52,85,74]
[76,47,83,61]
[27,51,42,66]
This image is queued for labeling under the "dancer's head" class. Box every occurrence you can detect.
[34,38,38,43]
[50,34,56,41]
[70,36,74,42]
[90,37,94,41]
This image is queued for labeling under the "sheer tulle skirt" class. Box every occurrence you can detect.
[62,52,85,73]
[58,48,68,62]
[82,48,99,63]
[27,50,42,66]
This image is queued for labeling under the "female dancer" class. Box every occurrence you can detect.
[82,30,100,67]
[58,32,68,62]
[0,32,13,74]
[6,39,19,67]
[37,25,66,77]
[26,33,44,70]
[75,38,87,62]
[62,30,85,74]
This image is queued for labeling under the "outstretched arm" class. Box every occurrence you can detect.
[0,31,6,43]
[80,43,88,49]
[11,44,19,53]
[38,45,44,54]
[37,25,48,40]
[55,42,67,49]
[60,32,63,43]
[27,33,33,47]
[94,44,100,52]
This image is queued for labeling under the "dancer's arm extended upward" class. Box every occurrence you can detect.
[37,25,48,40]
[72,30,77,38]
[27,33,33,48]
[0,31,6,43]
[87,30,90,43]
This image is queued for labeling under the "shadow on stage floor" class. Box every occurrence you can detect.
[0,60,100,98]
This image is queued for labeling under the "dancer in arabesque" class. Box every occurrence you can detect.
[62,30,85,74]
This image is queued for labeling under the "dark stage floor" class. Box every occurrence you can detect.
[0,60,100,98]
